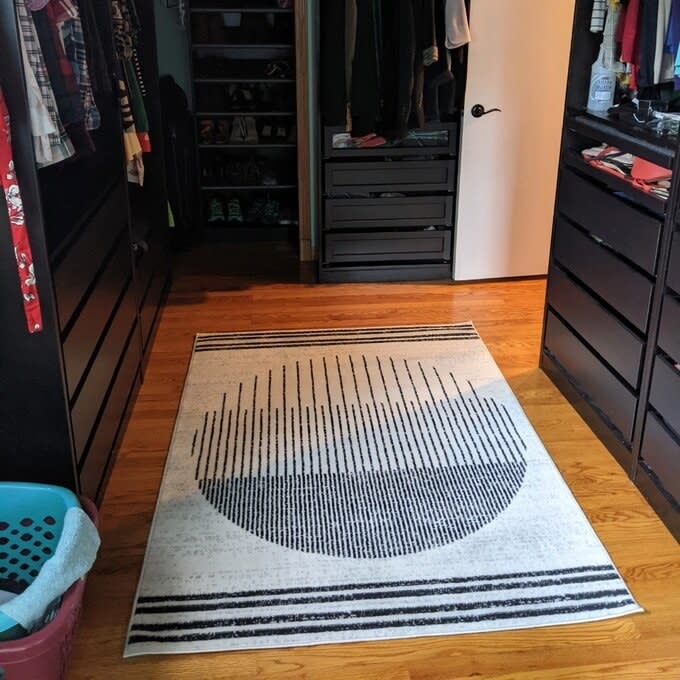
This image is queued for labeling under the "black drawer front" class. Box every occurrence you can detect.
[669,231,680,295]
[79,324,141,502]
[63,236,133,394]
[659,293,680,363]
[325,230,452,265]
[650,355,680,437]
[548,267,644,388]
[140,267,168,350]
[641,412,680,502]
[71,280,138,460]
[325,196,454,229]
[544,311,637,442]
[325,160,455,194]
[135,233,163,305]
[553,218,653,332]
[557,168,661,273]
[54,181,127,330]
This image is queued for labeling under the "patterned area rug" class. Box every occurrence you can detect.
[125,324,641,656]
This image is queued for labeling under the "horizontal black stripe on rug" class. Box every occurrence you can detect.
[130,588,631,632]
[127,599,636,644]
[194,325,478,343]
[136,564,617,604]
[134,573,622,615]
[194,335,480,352]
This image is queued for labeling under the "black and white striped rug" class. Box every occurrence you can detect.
[125,324,641,656]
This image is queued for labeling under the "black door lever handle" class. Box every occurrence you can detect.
[471,104,502,118]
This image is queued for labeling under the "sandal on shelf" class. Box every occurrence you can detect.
[199,119,215,144]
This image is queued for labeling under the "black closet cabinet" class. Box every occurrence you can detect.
[542,0,680,533]
[0,0,170,503]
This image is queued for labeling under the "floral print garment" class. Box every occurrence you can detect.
[0,89,43,334]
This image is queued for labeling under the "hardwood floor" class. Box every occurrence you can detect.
[68,246,680,679]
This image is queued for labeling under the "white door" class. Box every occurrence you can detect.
[454,0,575,280]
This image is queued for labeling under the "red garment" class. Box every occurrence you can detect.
[0,90,44,333]
[621,0,641,64]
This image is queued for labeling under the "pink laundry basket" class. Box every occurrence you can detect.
[0,496,97,680]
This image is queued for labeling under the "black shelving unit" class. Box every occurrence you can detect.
[541,0,680,538]
[189,0,299,237]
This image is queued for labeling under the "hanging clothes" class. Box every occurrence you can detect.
[111,0,151,182]
[320,0,347,127]
[637,0,659,89]
[445,0,471,50]
[601,1,626,72]
[654,0,674,83]
[590,0,608,33]
[15,0,74,167]
[0,90,44,334]
[32,2,93,154]
[382,0,416,139]
[78,0,112,98]
[59,0,101,131]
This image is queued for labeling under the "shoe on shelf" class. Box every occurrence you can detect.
[262,199,280,224]
[259,161,278,186]
[214,120,230,144]
[207,196,226,223]
[247,197,267,223]
[243,158,261,185]
[227,197,244,223]
[199,119,215,144]
[274,126,288,144]
[243,116,259,144]
[229,116,245,143]
[278,205,297,225]
[264,60,292,79]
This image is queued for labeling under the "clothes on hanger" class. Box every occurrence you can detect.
[444,0,470,50]
[111,0,152,183]
[59,0,101,131]
[321,0,470,140]
[16,0,75,167]
[0,89,44,334]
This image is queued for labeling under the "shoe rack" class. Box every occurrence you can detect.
[190,0,299,238]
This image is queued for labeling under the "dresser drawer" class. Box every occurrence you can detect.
[641,412,680,502]
[71,280,138,460]
[324,229,452,265]
[659,293,680,363]
[79,323,141,502]
[553,218,653,332]
[548,266,644,388]
[325,196,454,230]
[325,160,456,194]
[544,311,637,442]
[669,230,680,295]
[53,181,127,330]
[557,168,661,274]
[62,236,133,394]
[650,355,680,437]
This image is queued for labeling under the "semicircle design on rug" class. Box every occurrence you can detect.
[191,355,528,558]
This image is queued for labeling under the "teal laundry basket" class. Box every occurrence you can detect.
[0,483,96,680]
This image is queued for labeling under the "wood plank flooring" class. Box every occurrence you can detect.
[68,246,680,679]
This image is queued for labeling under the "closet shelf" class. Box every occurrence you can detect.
[201,185,297,191]
[562,150,667,217]
[199,143,296,149]
[196,111,296,117]
[568,112,676,170]
[192,43,294,50]
[191,4,293,14]
[195,77,295,84]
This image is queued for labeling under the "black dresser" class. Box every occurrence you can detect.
[542,0,680,535]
